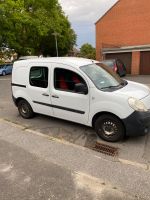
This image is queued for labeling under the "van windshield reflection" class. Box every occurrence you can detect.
[80,63,126,90]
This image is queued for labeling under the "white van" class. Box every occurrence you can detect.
[12,57,150,142]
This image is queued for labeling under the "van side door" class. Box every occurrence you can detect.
[51,63,90,125]
[28,63,53,117]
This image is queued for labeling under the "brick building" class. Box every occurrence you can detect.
[95,0,150,75]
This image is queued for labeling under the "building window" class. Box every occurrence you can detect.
[30,67,48,88]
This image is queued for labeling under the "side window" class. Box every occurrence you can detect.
[54,68,87,93]
[30,67,48,88]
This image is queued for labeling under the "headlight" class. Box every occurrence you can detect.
[128,97,148,112]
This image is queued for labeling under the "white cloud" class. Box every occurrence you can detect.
[59,0,118,23]
[58,0,118,47]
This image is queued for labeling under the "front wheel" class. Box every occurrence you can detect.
[18,100,34,119]
[94,114,125,142]
[2,71,6,76]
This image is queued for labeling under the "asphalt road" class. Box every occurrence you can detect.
[0,74,150,199]
[0,120,141,200]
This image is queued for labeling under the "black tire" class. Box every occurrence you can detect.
[94,114,125,142]
[18,100,34,119]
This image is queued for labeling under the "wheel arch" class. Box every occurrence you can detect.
[15,97,29,107]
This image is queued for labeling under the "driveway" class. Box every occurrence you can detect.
[126,75,150,87]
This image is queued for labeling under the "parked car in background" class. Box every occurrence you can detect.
[100,59,126,77]
[0,63,13,76]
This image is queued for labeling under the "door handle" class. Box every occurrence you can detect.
[51,95,59,98]
[42,93,49,97]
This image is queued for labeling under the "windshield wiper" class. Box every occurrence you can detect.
[101,85,121,90]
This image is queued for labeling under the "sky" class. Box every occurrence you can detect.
[59,0,118,48]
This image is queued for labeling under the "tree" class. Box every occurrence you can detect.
[79,43,96,60]
[0,0,76,57]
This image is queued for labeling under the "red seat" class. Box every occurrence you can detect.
[72,75,80,84]
[59,75,68,89]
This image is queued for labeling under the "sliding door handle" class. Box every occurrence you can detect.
[51,95,59,98]
[42,93,49,97]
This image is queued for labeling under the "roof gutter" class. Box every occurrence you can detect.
[102,45,150,54]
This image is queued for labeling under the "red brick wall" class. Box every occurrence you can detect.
[96,0,150,61]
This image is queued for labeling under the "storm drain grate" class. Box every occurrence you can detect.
[92,142,119,157]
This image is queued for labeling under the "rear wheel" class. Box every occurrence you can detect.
[18,100,34,119]
[94,114,125,142]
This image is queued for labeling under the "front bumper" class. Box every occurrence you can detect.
[123,111,150,136]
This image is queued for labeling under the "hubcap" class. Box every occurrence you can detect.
[21,104,28,114]
[102,121,118,136]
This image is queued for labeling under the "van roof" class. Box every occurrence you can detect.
[13,57,98,68]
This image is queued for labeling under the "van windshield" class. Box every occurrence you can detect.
[80,63,125,90]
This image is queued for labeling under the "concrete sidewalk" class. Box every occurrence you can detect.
[0,119,149,200]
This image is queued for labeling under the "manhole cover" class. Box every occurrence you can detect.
[92,142,119,157]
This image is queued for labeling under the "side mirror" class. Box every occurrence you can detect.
[74,83,88,95]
